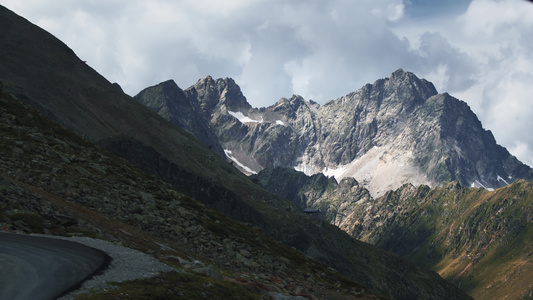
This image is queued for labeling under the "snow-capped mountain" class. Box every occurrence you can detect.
[135,69,532,196]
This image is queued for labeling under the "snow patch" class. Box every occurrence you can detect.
[294,163,320,176]
[228,111,262,124]
[323,165,348,179]
[497,175,510,185]
[473,180,494,191]
[297,145,433,198]
[224,150,257,174]
[276,120,285,126]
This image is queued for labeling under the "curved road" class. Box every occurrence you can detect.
[0,232,110,300]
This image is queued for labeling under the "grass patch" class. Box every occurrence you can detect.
[9,212,45,232]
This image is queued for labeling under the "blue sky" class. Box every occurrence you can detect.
[1,0,532,167]
[404,0,472,18]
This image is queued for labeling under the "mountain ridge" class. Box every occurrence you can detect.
[137,69,532,197]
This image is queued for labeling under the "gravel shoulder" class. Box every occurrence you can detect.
[30,234,175,299]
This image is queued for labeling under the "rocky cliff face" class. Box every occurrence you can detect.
[138,69,532,197]
[134,80,225,157]
[251,167,373,227]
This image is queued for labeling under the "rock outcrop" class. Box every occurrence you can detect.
[134,79,226,157]
[251,167,373,227]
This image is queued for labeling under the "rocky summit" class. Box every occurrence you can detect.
[137,69,532,198]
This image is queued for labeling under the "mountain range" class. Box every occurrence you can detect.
[135,70,532,198]
[1,3,532,299]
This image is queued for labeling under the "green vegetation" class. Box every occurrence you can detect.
[345,180,533,299]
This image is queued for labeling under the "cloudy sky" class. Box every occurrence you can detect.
[1,0,532,167]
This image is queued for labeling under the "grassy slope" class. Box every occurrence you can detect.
[432,182,533,299]
[344,181,533,299]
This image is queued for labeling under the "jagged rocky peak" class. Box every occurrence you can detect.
[419,92,531,189]
[216,77,252,112]
[133,79,187,121]
[187,75,251,114]
[287,94,306,104]
[319,69,438,136]
[327,69,438,123]
[387,68,438,99]
[133,78,226,158]
[273,94,314,107]
[270,94,314,119]
[362,68,438,114]
[186,75,219,114]
[159,79,180,89]
[135,79,185,100]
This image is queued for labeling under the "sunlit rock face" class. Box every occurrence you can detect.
[137,69,532,197]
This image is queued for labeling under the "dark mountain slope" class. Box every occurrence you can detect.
[251,167,373,226]
[0,5,470,299]
[134,79,225,157]
[409,93,531,186]
[0,5,229,182]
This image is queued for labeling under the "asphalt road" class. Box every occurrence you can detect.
[0,232,110,300]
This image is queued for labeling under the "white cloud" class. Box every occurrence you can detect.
[509,141,533,168]
[0,0,417,104]
[452,0,533,167]
[372,0,405,21]
[394,0,533,167]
